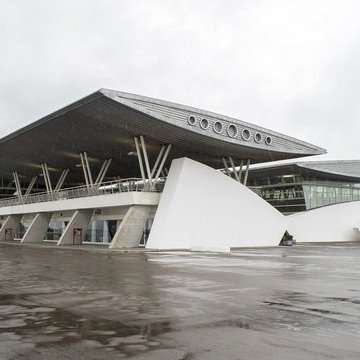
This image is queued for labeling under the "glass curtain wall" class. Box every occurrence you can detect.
[84,220,120,243]
[303,184,360,209]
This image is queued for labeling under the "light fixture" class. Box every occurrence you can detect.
[127,151,137,156]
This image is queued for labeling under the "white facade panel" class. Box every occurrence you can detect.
[146,158,287,250]
[287,201,360,242]
[0,192,160,217]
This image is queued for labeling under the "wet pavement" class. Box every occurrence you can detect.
[0,242,359,359]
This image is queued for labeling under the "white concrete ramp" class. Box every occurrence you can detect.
[287,201,360,243]
[146,157,287,250]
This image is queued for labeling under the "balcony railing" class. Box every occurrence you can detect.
[0,178,165,208]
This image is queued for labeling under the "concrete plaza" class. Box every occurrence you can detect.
[0,243,359,359]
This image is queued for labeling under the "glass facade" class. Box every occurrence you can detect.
[252,181,360,214]
[258,184,306,213]
[84,220,120,243]
[303,183,360,209]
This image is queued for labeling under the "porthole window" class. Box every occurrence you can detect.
[242,129,251,141]
[254,132,262,143]
[187,115,196,126]
[200,118,209,129]
[213,121,223,134]
[265,136,273,145]
[227,124,238,138]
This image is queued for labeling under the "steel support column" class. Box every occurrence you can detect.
[25,176,37,196]
[228,157,240,182]
[80,153,90,188]
[41,163,53,193]
[140,135,152,182]
[150,145,166,179]
[95,159,112,186]
[154,144,172,181]
[134,137,146,181]
[54,169,69,191]
[243,159,251,186]
[12,172,22,198]
[222,158,232,178]
[238,159,244,183]
[83,152,94,185]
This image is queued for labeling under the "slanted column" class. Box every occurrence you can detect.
[238,160,244,183]
[243,159,251,186]
[25,176,37,196]
[228,157,240,181]
[57,209,92,245]
[109,205,151,248]
[54,169,69,192]
[94,159,112,187]
[0,215,22,241]
[13,172,22,198]
[21,213,52,243]
[133,136,172,189]
[41,163,53,193]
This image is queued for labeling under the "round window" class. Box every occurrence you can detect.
[213,121,223,134]
[265,136,273,145]
[242,129,251,141]
[200,118,209,129]
[254,132,262,143]
[187,115,196,126]
[227,124,238,138]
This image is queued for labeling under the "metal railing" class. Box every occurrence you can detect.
[0,178,165,208]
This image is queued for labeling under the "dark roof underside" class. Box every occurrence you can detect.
[0,90,325,187]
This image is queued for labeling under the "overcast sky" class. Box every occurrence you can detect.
[1,0,359,162]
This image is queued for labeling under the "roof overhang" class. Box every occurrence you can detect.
[0,89,326,186]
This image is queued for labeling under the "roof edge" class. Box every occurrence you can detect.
[100,88,327,155]
[0,91,104,145]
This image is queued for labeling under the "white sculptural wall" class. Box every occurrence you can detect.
[287,201,360,243]
[146,157,287,251]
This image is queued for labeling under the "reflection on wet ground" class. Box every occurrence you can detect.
[0,242,360,359]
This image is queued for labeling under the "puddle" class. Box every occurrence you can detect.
[0,292,171,357]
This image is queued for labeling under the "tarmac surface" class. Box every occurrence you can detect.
[0,242,360,359]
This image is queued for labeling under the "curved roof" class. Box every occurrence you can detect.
[249,160,360,182]
[0,89,325,185]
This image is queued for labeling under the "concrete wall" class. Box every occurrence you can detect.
[0,215,22,241]
[57,210,93,245]
[0,192,160,216]
[146,157,287,251]
[21,213,52,243]
[109,205,152,248]
[287,201,360,242]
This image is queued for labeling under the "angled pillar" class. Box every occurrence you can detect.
[153,144,172,181]
[57,209,92,245]
[228,157,240,181]
[41,163,53,193]
[134,137,146,181]
[222,158,232,177]
[243,159,251,186]
[95,159,112,186]
[13,172,22,198]
[54,169,69,191]
[83,152,94,185]
[80,153,90,188]
[25,176,37,196]
[238,160,244,183]
[21,213,52,243]
[0,215,22,241]
[133,137,172,186]
[109,205,151,248]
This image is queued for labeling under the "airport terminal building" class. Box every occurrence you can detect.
[2,88,354,250]
[248,161,360,214]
